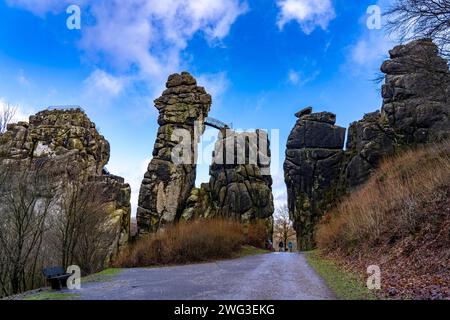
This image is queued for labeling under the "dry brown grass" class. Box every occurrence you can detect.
[317,140,450,252]
[114,218,269,268]
[246,220,268,249]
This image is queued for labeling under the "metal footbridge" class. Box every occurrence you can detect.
[205,117,231,130]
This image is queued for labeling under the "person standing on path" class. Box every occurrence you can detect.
[278,241,284,252]
[288,241,293,252]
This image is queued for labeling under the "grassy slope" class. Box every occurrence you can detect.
[305,251,378,300]
[315,141,450,299]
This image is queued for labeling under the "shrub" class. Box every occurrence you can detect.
[114,219,246,267]
[316,141,450,252]
[246,220,268,249]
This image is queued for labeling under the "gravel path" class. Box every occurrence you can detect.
[63,253,335,300]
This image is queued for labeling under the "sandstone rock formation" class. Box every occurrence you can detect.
[137,72,211,235]
[285,39,450,250]
[0,108,131,263]
[381,39,450,144]
[284,108,346,250]
[181,129,275,237]
[344,38,450,188]
[344,111,396,188]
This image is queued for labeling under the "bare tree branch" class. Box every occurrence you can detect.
[273,205,296,251]
[385,0,450,59]
[0,103,17,134]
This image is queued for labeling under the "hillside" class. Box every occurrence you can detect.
[317,141,450,300]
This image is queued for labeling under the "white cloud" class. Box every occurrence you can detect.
[6,0,79,16]
[8,0,247,99]
[348,0,396,72]
[84,69,126,97]
[276,0,336,34]
[287,69,320,86]
[351,33,393,66]
[81,70,128,108]
[288,70,300,84]
[196,72,230,100]
[80,0,247,85]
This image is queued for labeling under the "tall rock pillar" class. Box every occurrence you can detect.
[284,108,346,250]
[137,72,211,235]
[209,129,274,227]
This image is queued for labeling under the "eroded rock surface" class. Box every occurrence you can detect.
[285,39,450,250]
[0,108,131,262]
[284,108,346,250]
[137,72,211,235]
[182,129,274,237]
[381,38,450,145]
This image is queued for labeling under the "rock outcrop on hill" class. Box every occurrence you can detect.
[0,108,131,263]
[381,39,450,144]
[285,39,450,250]
[137,72,212,235]
[182,129,275,235]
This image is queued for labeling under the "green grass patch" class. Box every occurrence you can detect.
[234,245,270,258]
[82,268,123,283]
[305,250,378,300]
[93,268,123,276]
[24,292,80,301]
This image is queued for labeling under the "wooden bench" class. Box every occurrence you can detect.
[42,267,71,290]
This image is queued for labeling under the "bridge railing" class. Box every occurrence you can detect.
[205,117,231,130]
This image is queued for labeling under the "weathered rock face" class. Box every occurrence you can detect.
[284,108,346,250]
[181,129,275,237]
[209,130,274,221]
[345,38,450,189]
[381,39,450,143]
[0,108,131,262]
[344,111,396,188]
[285,39,450,250]
[137,72,211,235]
[0,108,110,173]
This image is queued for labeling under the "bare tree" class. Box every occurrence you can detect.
[53,177,114,275]
[0,103,17,133]
[0,164,117,297]
[273,205,296,252]
[385,0,450,58]
[0,164,56,296]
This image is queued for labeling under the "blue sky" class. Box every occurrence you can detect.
[0,0,396,214]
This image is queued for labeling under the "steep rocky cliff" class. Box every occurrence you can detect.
[285,39,450,250]
[0,108,131,263]
[137,72,212,235]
